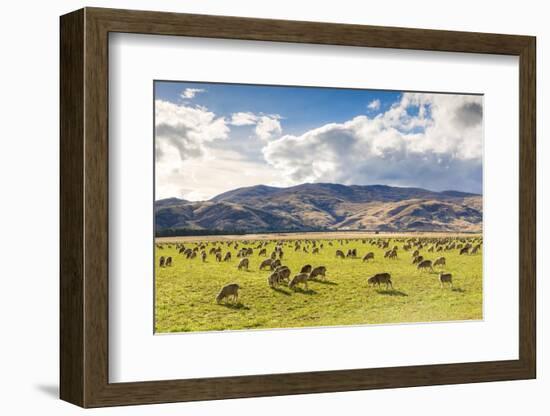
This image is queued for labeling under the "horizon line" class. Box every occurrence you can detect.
[154,182,482,203]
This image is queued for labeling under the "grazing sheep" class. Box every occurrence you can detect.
[216,283,240,303]
[259,258,273,270]
[289,273,309,290]
[216,252,222,262]
[201,251,207,262]
[434,257,446,267]
[362,252,375,262]
[417,259,434,272]
[312,247,319,254]
[275,266,291,283]
[459,247,469,255]
[412,255,424,265]
[300,264,312,274]
[165,256,172,267]
[270,259,282,270]
[471,245,480,255]
[223,252,232,262]
[268,271,283,287]
[259,248,267,257]
[367,273,393,289]
[386,249,397,260]
[439,272,453,288]
[237,258,249,270]
[335,250,345,259]
[309,266,327,279]
[412,250,420,258]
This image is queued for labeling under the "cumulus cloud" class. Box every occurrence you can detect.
[255,115,282,141]
[367,99,381,111]
[155,99,229,162]
[155,149,281,201]
[262,93,483,193]
[230,112,258,126]
[180,88,205,99]
[229,111,283,141]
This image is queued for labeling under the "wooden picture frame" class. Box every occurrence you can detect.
[60,7,536,408]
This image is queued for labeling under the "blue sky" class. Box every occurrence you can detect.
[154,81,483,201]
[155,81,401,136]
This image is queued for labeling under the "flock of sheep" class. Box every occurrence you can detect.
[156,235,482,305]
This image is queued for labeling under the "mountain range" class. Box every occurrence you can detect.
[155,183,482,236]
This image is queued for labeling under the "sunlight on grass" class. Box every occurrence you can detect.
[155,235,482,333]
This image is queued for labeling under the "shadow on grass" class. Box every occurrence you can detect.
[375,289,408,297]
[451,287,466,293]
[291,287,317,295]
[309,278,338,285]
[217,302,250,310]
[271,286,292,296]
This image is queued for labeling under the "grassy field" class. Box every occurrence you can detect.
[155,234,482,333]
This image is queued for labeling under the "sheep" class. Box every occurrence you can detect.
[417,259,434,272]
[367,273,393,289]
[216,283,240,303]
[270,259,282,270]
[309,266,327,280]
[300,264,312,274]
[459,247,469,255]
[362,252,374,262]
[335,250,345,259]
[312,247,319,254]
[259,258,273,270]
[165,256,173,267]
[223,252,232,262]
[386,249,397,260]
[412,250,420,258]
[275,266,291,283]
[237,258,249,270]
[216,252,222,262]
[259,248,267,257]
[201,251,207,262]
[439,272,453,288]
[159,256,165,268]
[289,273,309,290]
[412,255,423,265]
[433,257,446,267]
[268,271,283,287]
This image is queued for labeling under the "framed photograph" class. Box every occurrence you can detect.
[60,7,536,408]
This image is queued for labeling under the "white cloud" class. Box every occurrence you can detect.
[262,93,483,193]
[229,111,283,141]
[255,115,282,141]
[230,112,258,126]
[180,88,205,99]
[155,149,281,201]
[155,99,229,162]
[367,99,381,111]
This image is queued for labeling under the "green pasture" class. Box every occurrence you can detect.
[155,236,482,333]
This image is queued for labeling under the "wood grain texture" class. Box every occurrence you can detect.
[59,7,537,408]
[59,8,84,407]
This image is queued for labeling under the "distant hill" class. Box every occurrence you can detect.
[155,183,482,236]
